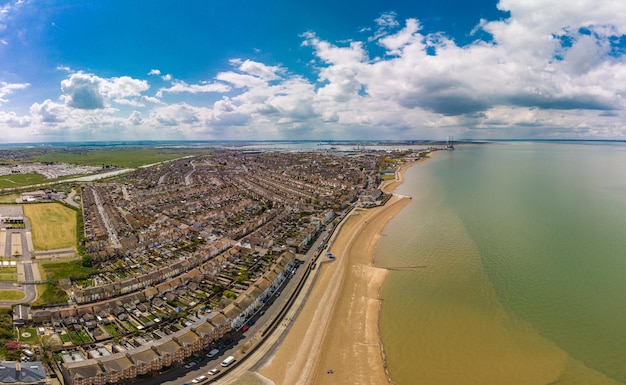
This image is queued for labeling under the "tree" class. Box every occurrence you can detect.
[82,254,94,267]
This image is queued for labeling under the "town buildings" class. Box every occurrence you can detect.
[5,148,422,385]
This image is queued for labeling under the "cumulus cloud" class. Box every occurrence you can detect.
[0,111,30,127]
[210,97,250,126]
[61,72,149,109]
[149,103,210,127]
[61,73,106,109]
[5,1,626,141]
[30,99,68,123]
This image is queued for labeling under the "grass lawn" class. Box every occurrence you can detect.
[102,324,120,338]
[0,174,46,189]
[0,267,18,282]
[0,194,19,203]
[122,321,137,333]
[33,148,204,168]
[0,290,25,301]
[33,283,69,306]
[23,203,76,250]
[67,329,82,345]
[59,333,71,343]
[40,260,100,281]
[78,330,92,342]
[17,327,39,343]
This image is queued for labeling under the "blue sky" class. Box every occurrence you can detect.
[0,0,625,143]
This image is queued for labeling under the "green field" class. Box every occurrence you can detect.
[33,148,204,168]
[33,283,69,306]
[23,203,76,250]
[0,194,19,203]
[0,174,46,189]
[0,268,18,282]
[40,260,100,281]
[0,290,25,301]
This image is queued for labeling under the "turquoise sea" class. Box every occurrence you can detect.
[376,142,626,385]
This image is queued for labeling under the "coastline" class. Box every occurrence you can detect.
[254,154,435,385]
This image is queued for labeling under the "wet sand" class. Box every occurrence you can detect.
[255,157,429,385]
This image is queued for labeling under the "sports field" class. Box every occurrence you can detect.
[23,203,76,250]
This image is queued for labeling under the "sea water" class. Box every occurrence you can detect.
[376,142,626,385]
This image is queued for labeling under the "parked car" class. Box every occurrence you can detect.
[184,361,197,369]
[208,368,220,375]
[191,375,207,384]
[206,348,220,358]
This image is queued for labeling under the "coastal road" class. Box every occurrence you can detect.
[137,214,345,385]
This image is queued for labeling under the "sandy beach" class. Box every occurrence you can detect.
[252,157,431,385]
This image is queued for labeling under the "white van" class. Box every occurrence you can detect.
[220,355,235,367]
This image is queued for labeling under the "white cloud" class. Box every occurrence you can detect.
[60,72,149,109]
[215,71,267,89]
[141,95,164,104]
[375,12,399,29]
[378,18,423,56]
[148,69,172,81]
[0,81,29,104]
[156,80,230,98]
[129,111,142,126]
[100,75,150,99]
[30,99,68,123]
[0,110,30,128]
[5,1,626,141]
[149,103,210,128]
[0,2,17,30]
[61,73,106,109]
[210,97,250,126]
[237,59,282,80]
